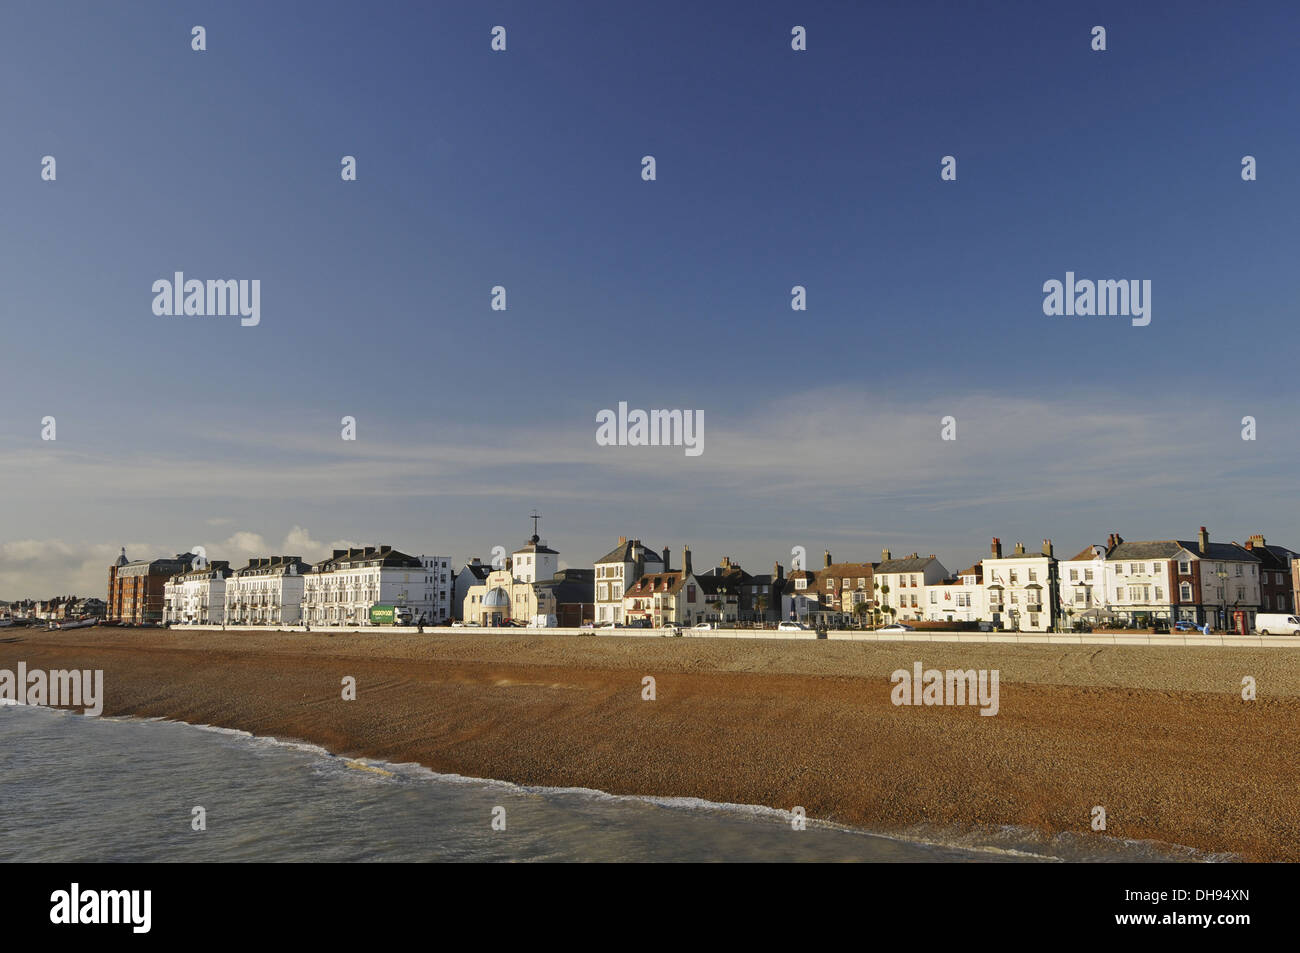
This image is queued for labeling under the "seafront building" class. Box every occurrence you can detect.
[872,551,949,624]
[451,557,492,621]
[982,539,1059,632]
[926,564,986,624]
[1243,535,1297,613]
[163,560,232,625]
[302,546,451,627]
[594,537,666,626]
[91,522,1300,631]
[621,547,732,627]
[108,548,198,624]
[461,530,577,626]
[224,556,312,625]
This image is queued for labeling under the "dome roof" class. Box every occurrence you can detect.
[483,587,510,608]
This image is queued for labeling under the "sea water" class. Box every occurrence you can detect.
[0,705,1224,863]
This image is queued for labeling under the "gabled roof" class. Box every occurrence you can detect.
[1173,540,1258,562]
[595,539,664,566]
[625,572,686,597]
[1065,545,1107,562]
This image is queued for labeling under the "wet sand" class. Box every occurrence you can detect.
[2,626,1297,860]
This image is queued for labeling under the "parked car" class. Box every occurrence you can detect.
[1172,620,1198,632]
[597,622,620,629]
[878,623,915,631]
[1255,613,1300,636]
[693,622,716,630]
[777,621,810,632]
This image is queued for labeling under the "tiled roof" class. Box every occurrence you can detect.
[595,539,665,566]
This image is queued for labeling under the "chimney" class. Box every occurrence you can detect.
[1114,533,1123,545]
[824,550,832,568]
[662,547,670,571]
[882,548,891,562]
[1043,539,1053,557]
[1199,526,1209,554]
[722,556,732,570]
[1014,542,1025,555]
[1106,534,1114,549]
[773,560,783,580]
[991,538,1002,559]
[682,546,692,576]
[1248,534,1265,550]
[619,535,627,546]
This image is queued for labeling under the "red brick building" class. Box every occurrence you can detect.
[107,548,196,623]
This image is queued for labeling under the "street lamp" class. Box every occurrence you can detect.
[1216,569,1229,631]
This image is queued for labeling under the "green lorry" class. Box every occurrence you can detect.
[369,604,414,626]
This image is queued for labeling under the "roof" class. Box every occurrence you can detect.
[312,546,422,572]
[876,556,940,573]
[1107,540,1185,560]
[460,563,492,581]
[514,535,559,556]
[535,569,594,604]
[625,572,686,597]
[1173,540,1258,562]
[595,539,664,566]
[1065,545,1107,562]
[234,556,312,576]
[695,575,739,596]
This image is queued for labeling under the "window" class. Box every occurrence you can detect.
[1263,594,1271,609]
[1009,571,1018,584]
[1129,564,1137,575]
[1028,570,1038,582]
[1084,569,1093,582]
[795,578,807,590]
[1070,569,1078,581]
[1235,564,1243,577]
[858,577,866,588]
[1115,588,1123,602]
[929,591,937,604]
[1155,587,1163,601]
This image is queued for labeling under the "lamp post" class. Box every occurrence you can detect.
[1216,569,1229,631]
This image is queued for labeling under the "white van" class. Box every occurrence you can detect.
[1255,613,1300,636]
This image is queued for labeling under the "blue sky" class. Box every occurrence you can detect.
[2,1,1299,596]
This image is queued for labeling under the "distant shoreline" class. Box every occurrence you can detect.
[2,626,1296,861]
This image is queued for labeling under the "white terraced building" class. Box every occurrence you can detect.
[225,556,312,625]
[872,550,949,623]
[163,560,233,625]
[301,546,451,626]
[982,538,1060,632]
